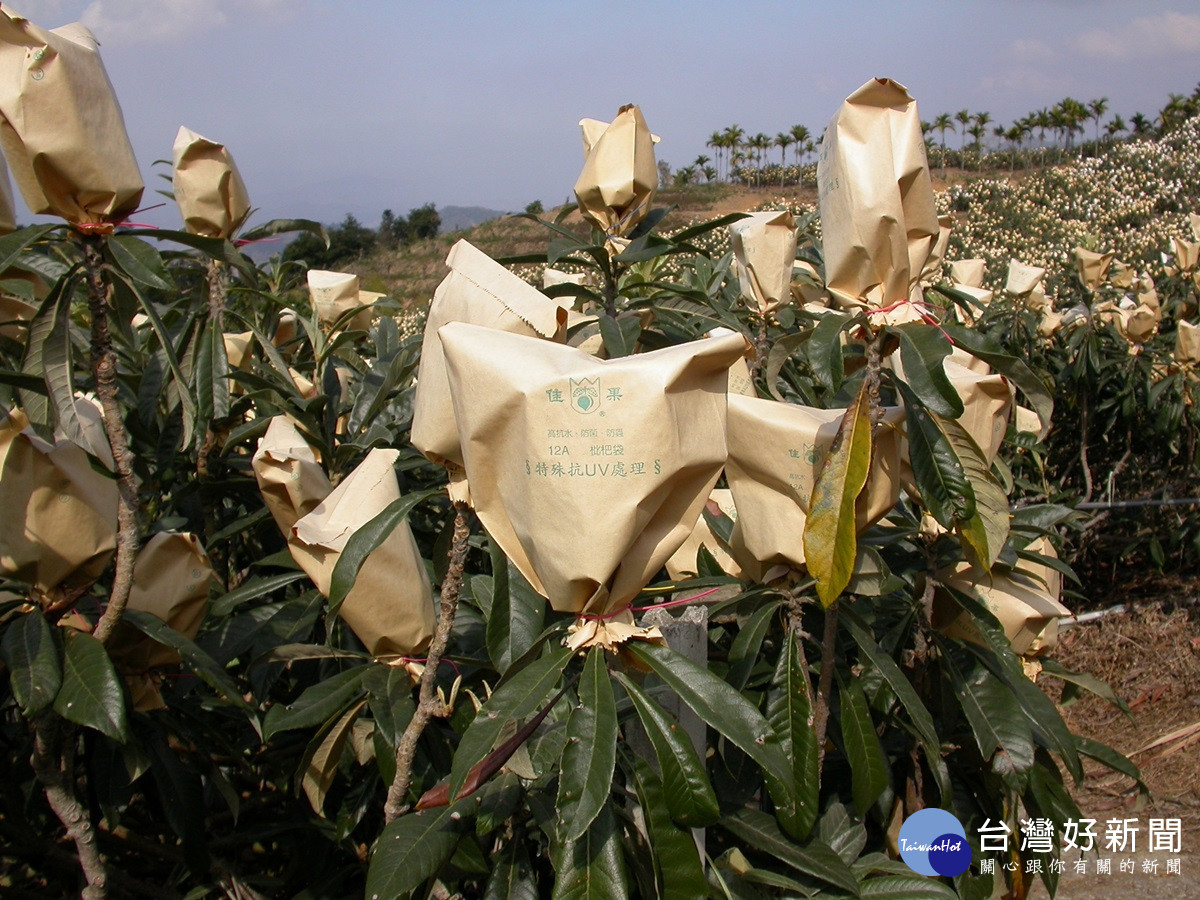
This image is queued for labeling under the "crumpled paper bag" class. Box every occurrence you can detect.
[411,239,571,492]
[730,210,798,315]
[0,402,117,595]
[817,78,940,311]
[308,270,383,333]
[172,126,251,239]
[1176,320,1200,368]
[543,267,594,289]
[1073,247,1115,291]
[934,536,1069,656]
[1117,304,1159,344]
[439,323,748,646]
[665,489,743,580]
[106,531,213,711]
[290,449,434,659]
[0,292,36,340]
[0,10,143,227]
[707,327,755,396]
[0,153,15,234]
[574,104,658,246]
[948,259,986,288]
[725,393,904,572]
[918,215,954,286]
[252,416,332,537]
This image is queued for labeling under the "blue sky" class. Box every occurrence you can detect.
[13,0,1200,230]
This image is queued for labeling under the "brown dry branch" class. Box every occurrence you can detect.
[384,501,471,823]
[813,602,839,777]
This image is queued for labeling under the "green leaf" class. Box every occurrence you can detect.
[483,840,539,900]
[838,676,889,815]
[122,228,258,283]
[366,799,472,899]
[720,808,859,895]
[450,646,571,798]
[626,643,789,787]
[859,874,957,898]
[627,756,707,900]
[804,378,873,606]
[891,323,963,418]
[557,649,618,841]
[327,488,441,616]
[726,600,780,692]
[121,610,256,717]
[300,698,366,814]
[551,802,629,900]
[20,270,78,439]
[942,323,1053,437]
[210,571,309,617]
[614,672,718,828]
[1039,658,1131,717]
[238,217,328,246]
[1074,737,1147,795]
[893,376,975,529]
[1,610,61,714]
[764,331,806,401]
[766,628,819,840]
[935,413,1010,569]
[0,224,58,274]
[486,558,546,674]
[120,276,199,428]
[107,235,174,291]
[53,629,127,742]
[598,313,641,359]
[195,317,230,426]
[40,289,88,449]
[263,666,367,739]
[805,314,849,395]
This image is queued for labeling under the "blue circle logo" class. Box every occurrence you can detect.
[898,809,971,877]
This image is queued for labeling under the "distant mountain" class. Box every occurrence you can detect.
[438,205,509,233]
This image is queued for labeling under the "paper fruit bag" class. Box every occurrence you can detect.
[308,270,383,333]
[574,105,658,243]
[817,78,940,310]
[665,489,743,580]
[0,405,117,595]
[411,240,571,486]
[106,532,214,710]
[725,393,904,572]
[290,449,434,658]
[0,152,14,234]
[0,10,143,226]
[729,210,798,315]
[439,324,748,632]
[1073,247,1114,291]
[1176,320,1200,367]
[934,536,1069,656]
[172,126,251,239]
[252,416,332,537]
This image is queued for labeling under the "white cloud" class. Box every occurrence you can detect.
[79,0,293,45]
[1075,11,1200,61]
[1010,39,1054,63]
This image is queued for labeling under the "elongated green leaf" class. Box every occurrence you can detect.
[143,722,208,872]
[194,317,229,427]
[726,600,780,692]
[107,235,174,291]
[119,275,199,427]
[41,291,88,448]
[627,756,707,899]
[210,570,309,617]
[804,378,873,606]
[263,666,367,739]
[614,672,718,828]
[1039,658,1131,716]
[935,413,1009,569]
[894,377,975,529]
[327,488,441,615]
[121,610,255,716]
[1,610,61,714]
[53,629,127,742]
[0,224,58,274]
[891,323,963,418]
[1074,737,1147,794]
[941,323,1053,437]
[121,228,258,283]
[598,313,640,359]
[551,802,629,900]
[238,217,328,246]
[450,646,571,798]
[300,698,365,814]
[860,874,957,898]
[720,808,859,895]
[366,799,472,899]
[838,677,889,815]
[557,649,618,841]
[765,331,806,401]
[766,629,819,840]
[483,840,539,900]
[486,559,546,673]
[20,270,77,439]
[805,313,848,394]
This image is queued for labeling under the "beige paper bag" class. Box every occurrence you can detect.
[817,78,940,310]
[1073,247,1114,291]
[439,323,749,621]
[1038,310,1064,338]
[1004,259,1045,297]
[574,105,658,242]
[790,259,829,307]
[252,416,332,538]
[106,531,213,710]
[1176,321,1200,366]
[172,126,251,239]
[948,346,991,376]
[948,259,986,288]
[290,449,434,658]
[0,152,14,234]
[725,393,904,572]
[0,405,117,594]
[706,327,756,396]
[730,210,798,315]
[543,267,593,289]
[411,239,571,480]
[0,11,143,226]
[918,215,954,285]
[307,270,383,333]
[1117,304,1158,344]
[934,537,1068,656]
[0,292,36,340]
[665,489,743,581]
[1109,259,1135,290]
[1173,238,1199,274]
[223,331,254,371]
[1013,405,1041,435]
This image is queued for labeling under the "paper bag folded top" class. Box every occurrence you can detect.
[440,324,749,618]
[307,270,383,333]
[817,78,940,310]
[725,393,904,572]
[172,126,251,239]
[411,240,571,482]
[1073,247,1115,292]
[0,11,143,225]
[289,449,434,658]
[948,259,986,289]
[252,416,333,537]
[0,404,117,594]
[1176,320,1200,367]
[574,105,658,241]
[729,210,798,315]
